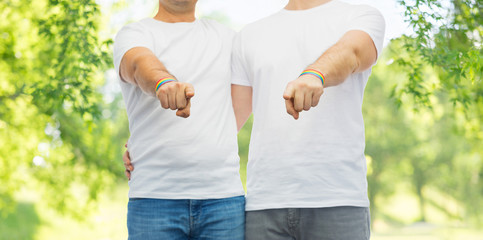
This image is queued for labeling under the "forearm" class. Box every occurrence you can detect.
[308,42,358,87]
[307,30,377,88]
[231,84,252,131]
[120,47,174,97]
[132,56,173,96]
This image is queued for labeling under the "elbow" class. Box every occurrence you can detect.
[351,47,362,73]
[131,64,142,86]
[119,56,141,86]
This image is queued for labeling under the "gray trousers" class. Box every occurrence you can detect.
[245,206,370,240]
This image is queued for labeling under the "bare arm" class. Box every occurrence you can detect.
[309,30,377,87]
[120,47,195,117]
[283,30,378,119]
[231,84,252,132]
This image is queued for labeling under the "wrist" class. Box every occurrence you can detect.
[300,68,325,86]
[155,77,177,95]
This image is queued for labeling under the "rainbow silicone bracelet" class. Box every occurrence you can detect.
[300,69,325,86]
[155,77,176,92]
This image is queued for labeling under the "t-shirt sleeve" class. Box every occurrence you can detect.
[231,32,252,86]
[346,5,386,60]
[113,22,154,81]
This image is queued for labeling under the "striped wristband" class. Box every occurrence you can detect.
[155,77,176,92]
[300,69,325,86]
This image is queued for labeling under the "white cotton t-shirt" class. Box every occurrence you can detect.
[113,18,244,199]
[232,0,386,211]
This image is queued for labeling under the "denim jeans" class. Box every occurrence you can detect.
[245,206,370,240]
[127,196,245,240]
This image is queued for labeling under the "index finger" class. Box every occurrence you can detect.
[285,98,299,120]
[283,83,295,100]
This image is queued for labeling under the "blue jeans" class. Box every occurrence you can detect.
[127,196,245,240]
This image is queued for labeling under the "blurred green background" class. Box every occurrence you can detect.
[0,0,482,239]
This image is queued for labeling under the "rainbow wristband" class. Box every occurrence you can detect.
[300,69,325,86]
[155,78,176,92]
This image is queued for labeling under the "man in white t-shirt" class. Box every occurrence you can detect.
[113,0,245,239]
[231,0,385,239]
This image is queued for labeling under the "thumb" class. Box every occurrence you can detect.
[176,100,191,118]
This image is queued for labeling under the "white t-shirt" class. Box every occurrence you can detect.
[113,18,244,199]
[232,0,385,211]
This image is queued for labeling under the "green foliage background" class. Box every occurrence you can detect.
[0,0,481,239]
[0,0,129,219]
